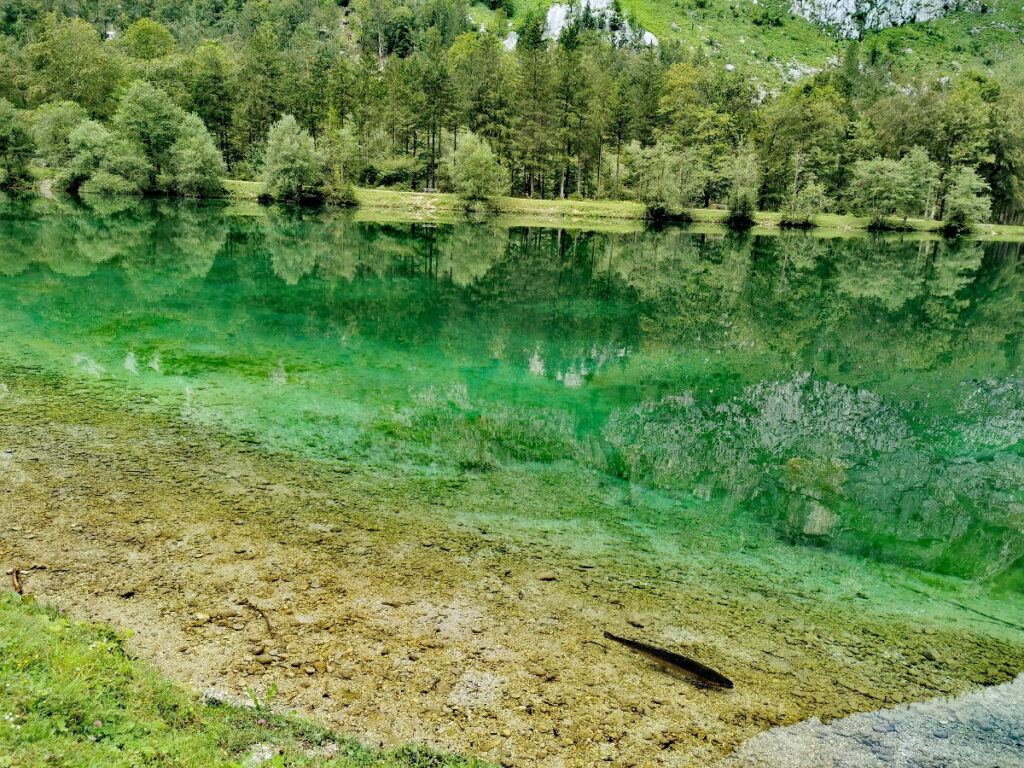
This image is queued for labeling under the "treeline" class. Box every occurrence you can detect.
[0,0,1022,227]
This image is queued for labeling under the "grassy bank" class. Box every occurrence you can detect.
[219,180,1024,238]
[0,593,486,768]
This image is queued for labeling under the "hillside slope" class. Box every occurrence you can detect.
[486,0,1024,86]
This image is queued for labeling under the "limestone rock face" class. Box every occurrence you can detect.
[790,0,977,37]
[543,0,658,46]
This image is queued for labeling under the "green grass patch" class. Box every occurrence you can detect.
[0,593,489,768]
[221,179,265,200]
[217,181,1024,237]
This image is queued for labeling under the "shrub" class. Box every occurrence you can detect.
[0,98,33,189]
[261,115,324,204]
[780,176,831,228]
[725,146,761,229]
[943,166,991,235]
[57,119,150,195]
[448,132,506,206]
[167,115,225,197]
[80,169,141,196]
[29,100,88,167]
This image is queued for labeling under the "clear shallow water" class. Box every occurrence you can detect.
[1,196,1023,598]
[719,673,1024,767]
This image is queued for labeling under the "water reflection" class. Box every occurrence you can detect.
[0,197,1021,588]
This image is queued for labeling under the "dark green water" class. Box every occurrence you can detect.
[1,197,1023,595]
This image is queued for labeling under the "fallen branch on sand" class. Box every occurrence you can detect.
[7,568,23,594]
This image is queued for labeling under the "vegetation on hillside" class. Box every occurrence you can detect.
[0,0,1021,230]
[0,593,487,768]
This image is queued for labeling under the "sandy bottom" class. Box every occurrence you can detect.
[2,372,1023,767]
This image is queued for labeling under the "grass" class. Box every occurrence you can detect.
[0,593,488,768]
[219,180,1024,237]
[221,179,264,200]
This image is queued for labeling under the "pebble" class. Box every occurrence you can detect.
[536,571,557,581]
[626,613,647,628]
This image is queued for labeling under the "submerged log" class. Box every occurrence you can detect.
[603,630,733,688]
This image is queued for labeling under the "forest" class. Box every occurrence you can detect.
[0,0,1022,229]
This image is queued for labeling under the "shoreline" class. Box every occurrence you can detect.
[219,180,1024,239]
[24,177,1024,238]
[2,367,1022,767]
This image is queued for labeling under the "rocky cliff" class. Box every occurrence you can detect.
[790,0,977,37]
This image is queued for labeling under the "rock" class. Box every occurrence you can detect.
[626,613,647,628]
[255,654,274,664]
[536,571,557,581]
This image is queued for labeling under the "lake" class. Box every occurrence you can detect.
[1,196,1022,766]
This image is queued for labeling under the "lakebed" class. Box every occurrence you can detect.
[2,197,1023,766]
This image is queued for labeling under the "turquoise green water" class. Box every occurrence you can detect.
[1,196,1023,596]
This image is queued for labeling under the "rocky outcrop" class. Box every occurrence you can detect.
[790,0,978,37]
[543,0,657,46]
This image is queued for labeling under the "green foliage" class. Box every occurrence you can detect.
[321,121,362,206]
[848,158,911,226]
[0,594,490,768]
[29,100,88,167]
[448,131,505,205]
[184,43,234,151]
[725,144,761,228]
[57,83,225,199]
[900,145,941,218]
[26,15,122,117]
[120,18,177,60]
[848,148,939,227]
[780,175,832,228]
[80,168,143,196]
[262,114,324,203]
[943,166,991,234]
[58,118,150,196]
[168,115,226,197]
[626,141,704,220]
[0,0,1023,224]
[232,23,284,157]
[111,80,186,190]
[756,83,849,207]
[0,98,33,189]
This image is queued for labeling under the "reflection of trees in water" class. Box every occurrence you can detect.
[603,371,1024,583]
[3,200,1023,583]
[117,202,226,299]
[0,197,226,291]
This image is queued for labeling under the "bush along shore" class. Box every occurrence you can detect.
[0,591,489,768]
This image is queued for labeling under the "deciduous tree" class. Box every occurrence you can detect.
[262,114,323,203]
